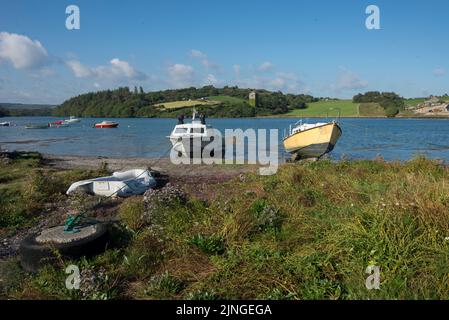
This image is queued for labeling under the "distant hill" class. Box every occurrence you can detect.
[0,103,56,110]
[0,103,56,116]
[53,86,317,118]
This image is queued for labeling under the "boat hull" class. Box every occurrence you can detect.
[25,125,49,129]
[95,123,119,128]
[169,136,225,158]
[283,122,342,160]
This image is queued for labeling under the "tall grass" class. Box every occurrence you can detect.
[2,155,449,299]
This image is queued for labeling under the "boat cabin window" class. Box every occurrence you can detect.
[191,127,205,134]
[174,127,188,134]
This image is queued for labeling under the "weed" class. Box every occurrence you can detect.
[189,234,225,255]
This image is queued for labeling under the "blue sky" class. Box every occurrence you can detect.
[0,0,448,104]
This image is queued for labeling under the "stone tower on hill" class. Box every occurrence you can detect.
[249,91,257,107]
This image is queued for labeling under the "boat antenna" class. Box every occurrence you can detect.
[192,108,197,120]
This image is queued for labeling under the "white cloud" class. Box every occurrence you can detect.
[433,68,446,77]
[332,67,368,93]
[67,58,146,80]
[67,60,94,77]
[203,74,221,86]
[93,82,100,88]
[97,58,145,79]
[167,63,195,88]
[0,32,49,69]
[201,59,219,69]
[189,49,219,70]
[189,49,207,59]
[236,72,304,93]
[258,61,274,72]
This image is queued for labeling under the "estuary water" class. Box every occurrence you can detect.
[1,117,449,161]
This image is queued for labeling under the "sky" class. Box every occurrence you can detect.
[0,0,448,104]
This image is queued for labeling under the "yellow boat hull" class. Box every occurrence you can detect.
[283,122,342,159]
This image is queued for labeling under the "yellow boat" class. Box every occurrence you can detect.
[283,121,342,160]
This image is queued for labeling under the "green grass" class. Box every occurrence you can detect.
[2,155,449,300]
[405,98,426,107]
[286,99,359,117]
[207,95,246,104]
[154,100,220,110]
[358,103,386,117]
[0,152,111,231]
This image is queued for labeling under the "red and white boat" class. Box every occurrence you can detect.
[94,120,119,128]
[49,120,69,127]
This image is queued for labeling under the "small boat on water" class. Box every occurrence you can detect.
[168,109,223,158]
[94,120,119,128]
[49,120,69,128]
[25,124,49,129]
[283,120,342,161]
[64,116,81,124]
[0,121,11,127]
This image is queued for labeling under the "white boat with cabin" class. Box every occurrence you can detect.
[64,116,81,124]
[168,109,223,158]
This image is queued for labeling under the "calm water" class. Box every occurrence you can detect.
[1,117,449,161]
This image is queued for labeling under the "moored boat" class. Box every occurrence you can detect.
[25,124,49,129]
[283,120,342,161]
[0,121,11,126]
[64,116,81,124]
[168,109,223,158]
[49,120,69,127]
[94,120,119,128]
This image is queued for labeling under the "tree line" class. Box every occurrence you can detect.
[353,91,405,117]
[53,86,317,118]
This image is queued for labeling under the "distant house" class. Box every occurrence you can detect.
[420,96,442,108]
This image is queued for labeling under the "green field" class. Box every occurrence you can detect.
[405,98,426,107]
[154,99,220,110]
[207,95,246,104]
[358,102,385,117]
[286,99,359,117]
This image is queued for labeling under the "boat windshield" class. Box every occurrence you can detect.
[174,127,188,134]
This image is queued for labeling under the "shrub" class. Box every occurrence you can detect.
[118,196,146,232]
[249,199,283,233]
[23,169,65,213]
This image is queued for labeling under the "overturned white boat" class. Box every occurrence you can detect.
[66,169,157,197]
